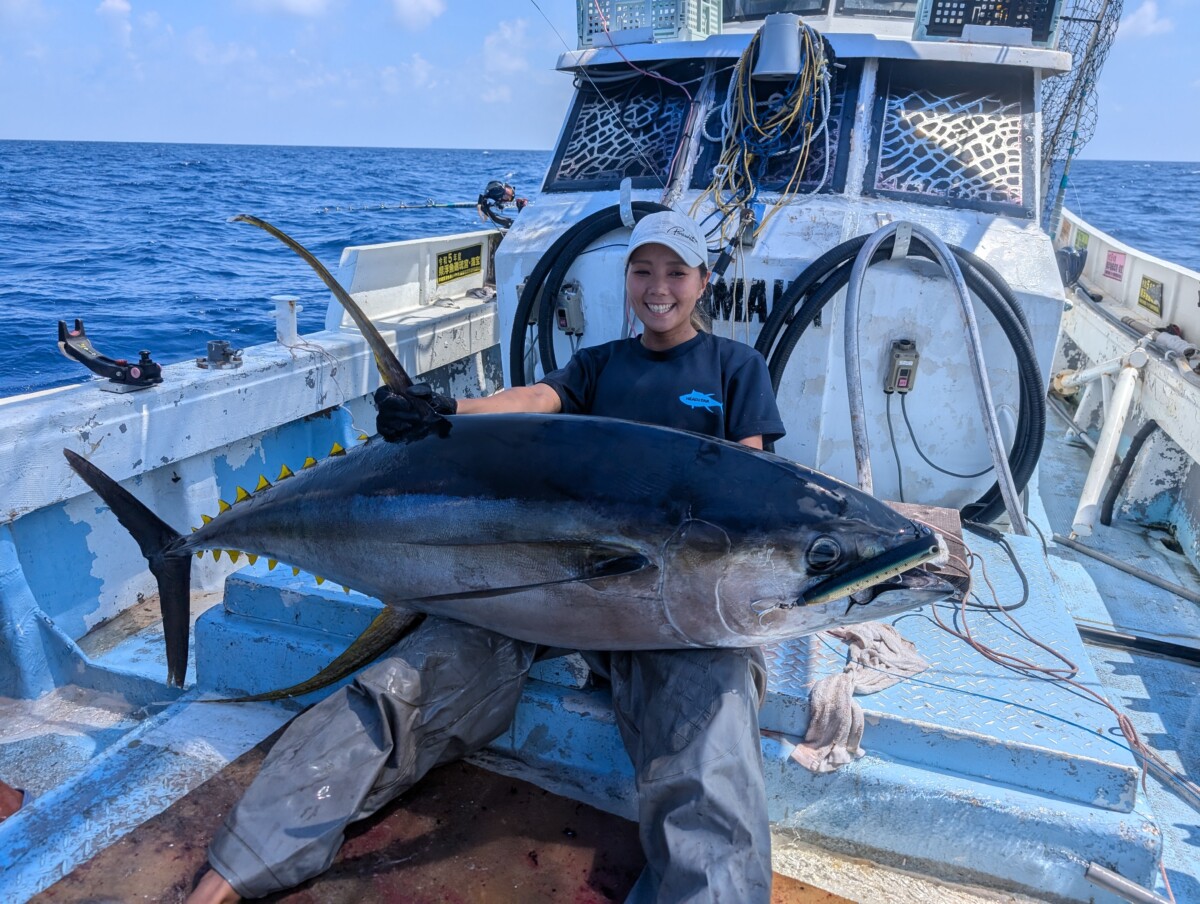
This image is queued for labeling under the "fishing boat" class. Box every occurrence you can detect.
[1,1,1196,902]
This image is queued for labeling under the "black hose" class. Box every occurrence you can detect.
[1099,419,1159,526]
[759,233,1045,525]
[1075,624,1200,667]
[755,235,867,361]
[509,202,670,385]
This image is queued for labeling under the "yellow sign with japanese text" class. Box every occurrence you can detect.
[436,244,482,285]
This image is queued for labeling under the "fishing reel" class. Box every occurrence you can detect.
[57,319,163,392]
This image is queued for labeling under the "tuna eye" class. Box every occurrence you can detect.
[807,536,842,572]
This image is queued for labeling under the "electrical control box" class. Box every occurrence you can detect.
[885,338,919,393]
[556,282,585,336]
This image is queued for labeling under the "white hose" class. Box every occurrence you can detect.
[843,222,1029,535]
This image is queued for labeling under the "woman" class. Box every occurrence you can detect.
[190,210,784,904]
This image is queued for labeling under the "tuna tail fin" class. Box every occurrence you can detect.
[63,449,192,688]
[206,607,425,704]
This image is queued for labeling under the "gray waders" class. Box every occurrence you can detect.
[208,617,771,903]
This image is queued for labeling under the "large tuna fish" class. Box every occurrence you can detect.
[62,215,957,694]
[64,420,953,690]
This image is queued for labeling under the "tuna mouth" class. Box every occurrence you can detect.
[798,530,943,607]
[848,564,960,606]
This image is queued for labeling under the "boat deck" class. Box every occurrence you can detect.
[1,430,1197,903]
[1034,429,1200,904]
[29,743,852,903]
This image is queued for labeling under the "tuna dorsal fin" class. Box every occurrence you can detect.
[204,608,425,703]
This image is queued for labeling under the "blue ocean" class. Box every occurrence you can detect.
[0,142,1195,396]
[0,141,550,396]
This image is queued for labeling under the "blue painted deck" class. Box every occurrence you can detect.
[1,431,1196,903]
[1035,433,1200,904]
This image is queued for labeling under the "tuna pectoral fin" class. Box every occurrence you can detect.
[63,449,191,688]
[209,608,426,704]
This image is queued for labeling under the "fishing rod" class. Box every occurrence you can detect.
[319,200,480,214]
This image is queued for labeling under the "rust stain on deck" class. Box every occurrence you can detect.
[33,729,849,903]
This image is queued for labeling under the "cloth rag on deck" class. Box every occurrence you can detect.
[791,622,928,773]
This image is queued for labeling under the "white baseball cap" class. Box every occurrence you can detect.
[625,210,709,269]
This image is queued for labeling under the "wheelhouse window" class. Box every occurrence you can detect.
[723,0,829,21]
[543,62,703,193]
[865,61,1035,217]
[834,0,918,18]
[689,60,860,195]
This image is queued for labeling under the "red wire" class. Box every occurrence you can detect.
[591,0,694,105]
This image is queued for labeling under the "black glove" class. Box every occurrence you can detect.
[374,383,457,443]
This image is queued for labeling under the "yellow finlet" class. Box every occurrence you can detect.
[195,550,205,559]
[302,457,318,469]
[213,549,223,562]
[228,550,241,563]
[218,499,232,513]
[277,464,294,481]
[234,486,252,504]
[268,559,278,571]
[357,433,369,442]
[342,585,351,594]
[201,514,213,524]
[255,475,272,492]
[292,566,300,576]
[329,442,346,457]
[247,554,259,565]
[315,575,326,586]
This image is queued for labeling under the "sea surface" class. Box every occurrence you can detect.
[0,141,550,396]
[0,143,1195,396]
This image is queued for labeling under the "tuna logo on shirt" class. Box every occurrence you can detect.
[679,390,723,411]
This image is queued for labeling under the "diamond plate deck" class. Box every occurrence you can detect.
[759,532,1142,812]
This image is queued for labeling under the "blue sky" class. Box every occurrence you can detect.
[0,0,1195,160]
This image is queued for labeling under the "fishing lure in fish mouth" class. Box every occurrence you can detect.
[800,530,943,608]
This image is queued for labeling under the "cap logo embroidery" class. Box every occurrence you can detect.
[665,225,698,247]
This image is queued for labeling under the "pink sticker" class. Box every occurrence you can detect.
[1103,251,1126,281]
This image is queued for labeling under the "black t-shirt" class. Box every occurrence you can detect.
[540,332,786,444]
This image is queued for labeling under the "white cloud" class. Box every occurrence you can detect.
[1118,0,1173,39]
[0,0,45,22]
[1,0,38,17]
[248,0,333,15]
[482,85,512,104]
[484,20,530,75]
[185,28,259,67]
[391,0,444,29]
[96,0,132,48]
[381,53,434,93]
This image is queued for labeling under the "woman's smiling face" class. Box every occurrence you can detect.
[625,242,705,350]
